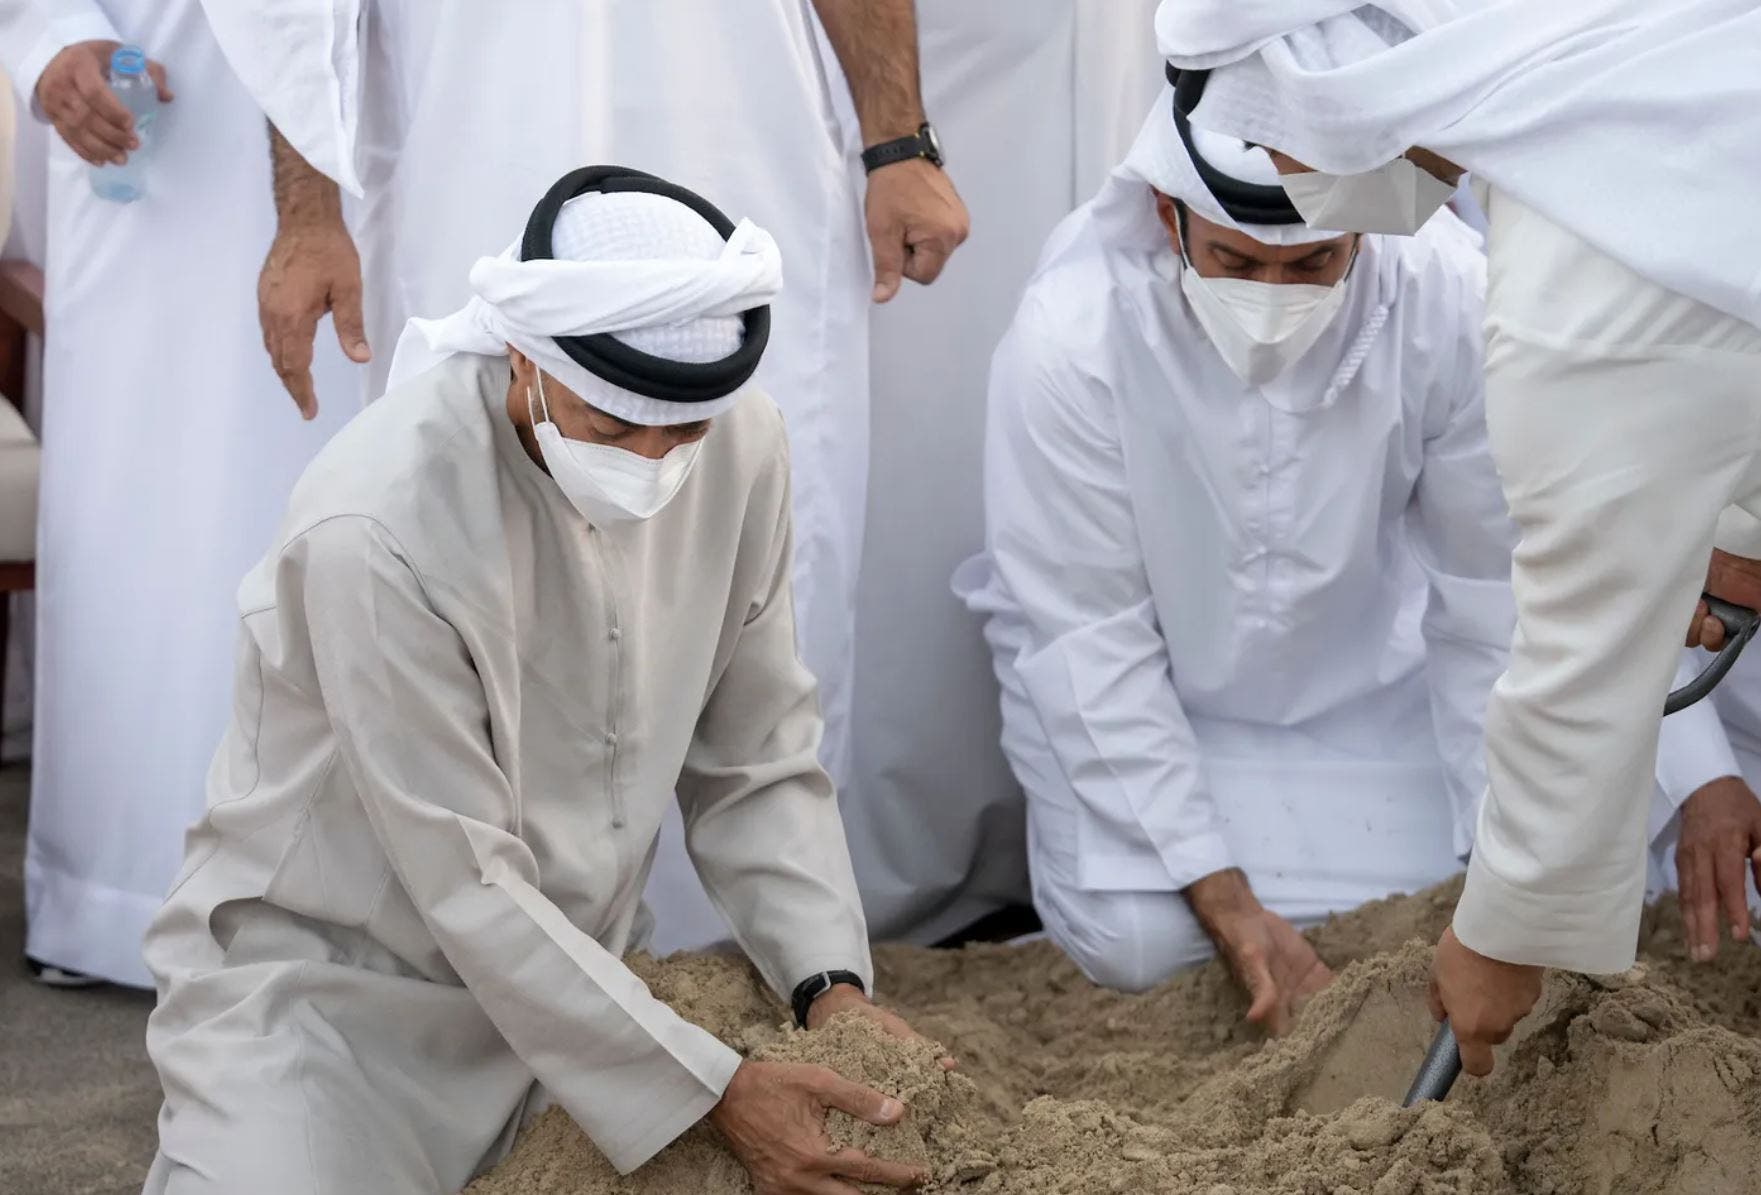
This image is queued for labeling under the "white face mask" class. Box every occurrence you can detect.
[1178,230,1353,386]
[1278,157,1456,236]
[527,372,703,526]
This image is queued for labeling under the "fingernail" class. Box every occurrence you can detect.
[879,1098,903,1120]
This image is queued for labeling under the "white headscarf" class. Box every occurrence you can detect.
[387,190,784,425]
[1094,86,1342,251]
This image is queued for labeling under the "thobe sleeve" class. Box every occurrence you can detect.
[0,0,120,110]
[288,516,738,1176]
[983,311,1229,891]
[675,436,873,1000]
[1405,297,1519,860]
[196,0,367,195]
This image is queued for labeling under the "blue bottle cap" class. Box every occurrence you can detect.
[111,46,147,77]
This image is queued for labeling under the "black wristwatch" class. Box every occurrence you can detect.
[791,969,866,1029]
[861,123,943,174]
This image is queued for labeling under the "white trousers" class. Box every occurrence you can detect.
[1456,192,1761,973]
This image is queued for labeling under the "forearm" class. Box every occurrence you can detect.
[269,119,343,232]
[810,0,923,143]
[1185,867,1257,932]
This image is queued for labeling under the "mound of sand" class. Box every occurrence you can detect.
[467,878,1761,1194]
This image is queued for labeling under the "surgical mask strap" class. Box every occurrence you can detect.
[528,368,555,428]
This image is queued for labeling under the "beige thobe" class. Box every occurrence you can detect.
[141,354,870,1193]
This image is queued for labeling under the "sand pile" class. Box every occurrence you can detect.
[467,879,1761,1194]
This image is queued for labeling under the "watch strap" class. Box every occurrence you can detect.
[791,969,866,1029]
[861,124,939,174]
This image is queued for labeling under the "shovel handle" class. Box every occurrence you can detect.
[1666,595,1761,715]
[1403,1020,1463,1106]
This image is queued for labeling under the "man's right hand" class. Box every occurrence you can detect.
[258,218,370,420]
[1675,775,1761,960]
[709,1060,926,1194]
[1186,867,1334,1035]
[36,40,173,166]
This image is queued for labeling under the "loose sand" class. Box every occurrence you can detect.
[468,878,1761,1194]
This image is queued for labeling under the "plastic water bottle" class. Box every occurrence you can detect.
[88,46,158,203]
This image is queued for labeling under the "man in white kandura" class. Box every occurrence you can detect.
[956,91,1759,1032]
[142,170,935,1195]
[197,0,970,952]
[1156,0,1761,1074]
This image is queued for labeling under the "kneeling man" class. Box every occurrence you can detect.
[143,168,928,1195]
[958,97,1745,1031]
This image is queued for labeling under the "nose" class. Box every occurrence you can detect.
[623,428,678,460]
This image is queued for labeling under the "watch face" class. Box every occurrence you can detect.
[922,124,943,164]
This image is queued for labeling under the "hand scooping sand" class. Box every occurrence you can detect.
[709,1059,926,1193]
[1187,867,1335,1034]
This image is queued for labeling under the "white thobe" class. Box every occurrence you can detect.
[1157,2,1761,971]
[957,176,1738,990]
[2,0,358,985]
[142,354,870,1192]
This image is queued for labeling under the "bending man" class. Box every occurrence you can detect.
[958,93,1754,1031]
[1157,0,1761,1073]
[142,169,930,1195]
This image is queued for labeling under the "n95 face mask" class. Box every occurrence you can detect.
[528,372,703,526]
[1179,238,1351,386]
[1279,157,1455,237]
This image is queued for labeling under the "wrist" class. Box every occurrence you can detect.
[861,122,943,174]
[1184,867,1257,934]
[791,969,866,1029]
[277,200,347,238]
[860,111,926,148]
[804,982,868,1030]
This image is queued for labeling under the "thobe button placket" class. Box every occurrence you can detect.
[605,730,624,827]
[608,626,622,641]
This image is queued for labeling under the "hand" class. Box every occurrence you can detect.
[864,158,969,303]
[805,984,956,1071]
[709,1060,927,1194]
[1689,549,1761,648]
[35,40,173,166]
[1676,775,1761,960]
[259,218,370,420]
[1428,926,1543,1078]
[1186,868,1333,1035]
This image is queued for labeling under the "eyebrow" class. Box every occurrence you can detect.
[1207,241,1256,264]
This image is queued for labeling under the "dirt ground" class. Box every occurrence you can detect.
[468,877,1761,1195]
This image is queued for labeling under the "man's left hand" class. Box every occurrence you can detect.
[1428,927,1544,1078]
[1676,775,1761,960]
[806,984,956,1071]
[864,159,969,303]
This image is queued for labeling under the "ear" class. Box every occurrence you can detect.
[1153,192,1183,254]
[508,344,536,390]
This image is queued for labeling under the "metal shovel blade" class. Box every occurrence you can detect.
[1403,1021,1463,1106]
